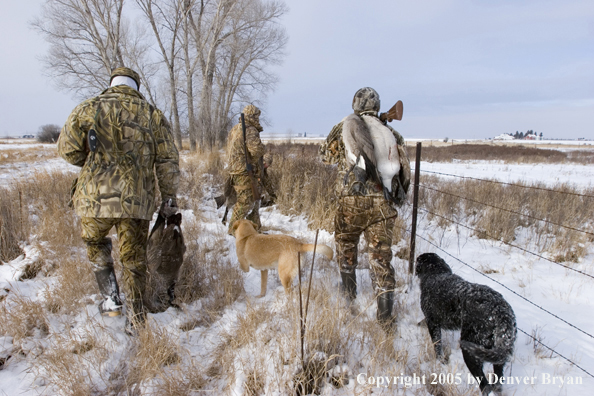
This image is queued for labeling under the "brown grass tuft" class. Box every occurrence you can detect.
[418,175,594,261]
[0,295,49,346]
[407,142,593,164]
[43,256,96,315]
[0,185,28,262]
[128,325,182,386]
[0,147,58,165]
[268,143,337,231]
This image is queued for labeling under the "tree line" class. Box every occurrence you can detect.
[32,0,288,151]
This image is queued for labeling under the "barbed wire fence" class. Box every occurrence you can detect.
[405,142,594,379]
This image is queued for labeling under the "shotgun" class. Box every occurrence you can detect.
[379,100,404,123]
[240,113,260,204]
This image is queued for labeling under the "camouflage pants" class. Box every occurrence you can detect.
[228,174,261,234]
[335,196,397,293]
[81,217,150,303]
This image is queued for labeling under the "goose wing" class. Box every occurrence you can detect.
[361,115,400,193]
[342,114,377,171]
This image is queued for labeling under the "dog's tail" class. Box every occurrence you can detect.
[300,244,334,261]
[459,340,512,365]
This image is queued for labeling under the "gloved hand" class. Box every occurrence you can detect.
[159,198,178,217]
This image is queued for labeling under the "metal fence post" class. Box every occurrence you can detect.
[408,142,422,274]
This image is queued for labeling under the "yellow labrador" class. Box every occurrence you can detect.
[232,219,333,297]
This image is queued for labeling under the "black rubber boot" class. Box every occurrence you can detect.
[340,271,357,301]
[376,291,395,331]
[95,268,123,316]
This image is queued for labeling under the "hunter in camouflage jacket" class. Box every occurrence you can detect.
[319,87,411,330]
[226,105,266,177]
[319,118,410,202]
[58,85,180,220]
[226,105,266,233]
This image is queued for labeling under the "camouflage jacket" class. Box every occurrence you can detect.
[226,121,265,177]
[319,113,411,205]
[58,85,180,220]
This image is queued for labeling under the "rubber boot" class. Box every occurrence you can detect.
[340,271,357,301]
[376,291,395,332]
[95,268,123,317]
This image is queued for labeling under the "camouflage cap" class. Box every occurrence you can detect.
[243,104,261,118]
[352,87,380,114]
[110,67,141,89]
[241,104,263,132]
[263,153,273,166]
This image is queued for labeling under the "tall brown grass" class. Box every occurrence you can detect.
[0,147,58,165]
[0,295,49,348]
[406,143,594,164]
[417,175,594,262]
[0,185,28,262]
[267,143,337,231]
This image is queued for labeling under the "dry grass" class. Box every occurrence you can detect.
[0,152,248,394]
[127,325,182,386]
[14,170,80,247]
[417,175,594,261]
[43,256,96,315]
[406,142,594,164]
[0,185,28,262]
[0,147,58,165]
[0,295,49,347]
[32,327,108,396]
[268,143,337,231]
[148,362,207,395]
[178,149,226,217]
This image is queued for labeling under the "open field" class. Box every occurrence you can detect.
[0,141,593,395]
[261,136,594,150]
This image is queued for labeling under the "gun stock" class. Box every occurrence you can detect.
[380,100,403,122]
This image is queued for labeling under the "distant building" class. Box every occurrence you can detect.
[494,134,514,140]
[22,135,35,139]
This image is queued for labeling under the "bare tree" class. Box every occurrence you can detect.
[37,124,62,143]
[135,0,185,148]
[188,0,287,149]
[193,0,235,149]
[33,0,287,151]
[212,0,287,144]
[180,0,205,151]
[121,20,162,107]
[32,0,127,99]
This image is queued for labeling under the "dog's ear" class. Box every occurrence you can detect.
[249,220,258,230]
[232,220,242,232]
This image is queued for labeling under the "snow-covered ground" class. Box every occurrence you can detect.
[419,161,594,190]
[1,145,593,395]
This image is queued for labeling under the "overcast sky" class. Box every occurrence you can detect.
[1,0,593,139]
